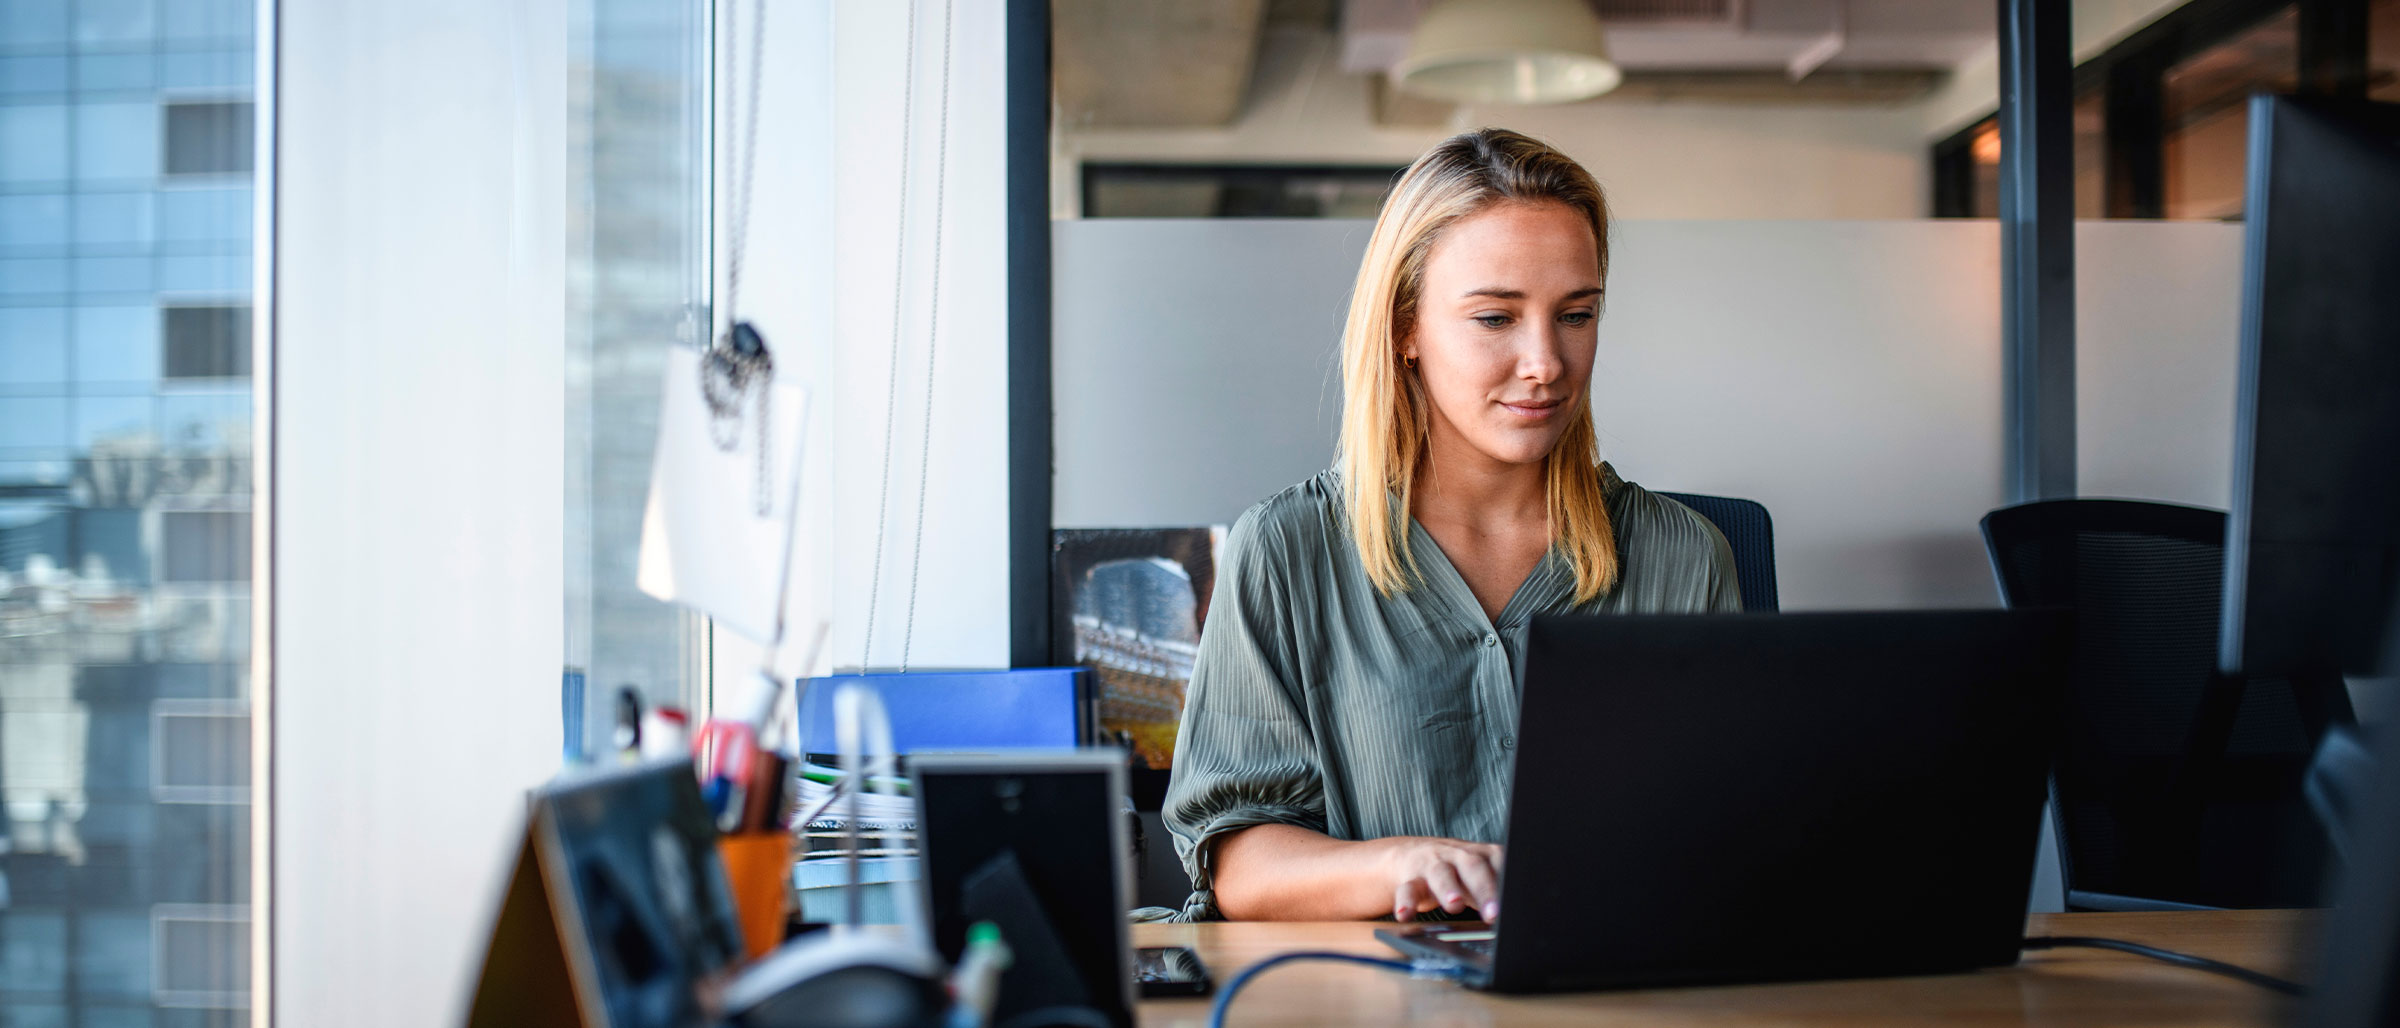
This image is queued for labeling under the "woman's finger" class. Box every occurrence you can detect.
[1393,878,1431,922]
[1423,862,1471,914]
[1453,850,1502,916]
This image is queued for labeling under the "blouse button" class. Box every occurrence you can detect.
[1482,633,1500,648]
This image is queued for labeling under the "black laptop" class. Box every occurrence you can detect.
[1378,610,2069,993]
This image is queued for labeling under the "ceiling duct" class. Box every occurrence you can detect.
[1053,0,1270,128]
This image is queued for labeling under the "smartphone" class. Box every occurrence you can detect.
[1134,946,1213,998]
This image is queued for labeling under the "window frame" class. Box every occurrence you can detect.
[1932,0,2371,218]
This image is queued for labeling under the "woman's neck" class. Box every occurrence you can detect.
[1411,424,1547,530]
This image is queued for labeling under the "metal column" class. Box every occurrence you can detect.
[1007,0,1054,666]
[1998,0,2077,503]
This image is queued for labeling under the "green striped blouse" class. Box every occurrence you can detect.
[1162,463,1742,920]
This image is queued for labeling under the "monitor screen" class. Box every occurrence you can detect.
[2221,96,2400,680]
[913,751,1134,1028]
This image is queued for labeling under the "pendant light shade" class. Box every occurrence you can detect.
[1395,0,1623,105]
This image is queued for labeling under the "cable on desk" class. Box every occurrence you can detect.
[1206,951,1463,1028]
[2022,936,2306,996]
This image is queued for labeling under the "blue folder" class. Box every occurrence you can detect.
[795,668,1091,754]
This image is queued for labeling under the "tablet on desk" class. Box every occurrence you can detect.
[466,759,747,1028]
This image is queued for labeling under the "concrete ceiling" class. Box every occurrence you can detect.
[1053,0,2000,129]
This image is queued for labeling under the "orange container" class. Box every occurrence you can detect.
[716,831,794,961]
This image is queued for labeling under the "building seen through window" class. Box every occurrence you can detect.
[1,0,257,1023]
[564,0,711,753]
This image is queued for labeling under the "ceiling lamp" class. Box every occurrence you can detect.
[1394,0,1623,105]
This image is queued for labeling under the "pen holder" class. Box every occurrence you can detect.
[717,830,794,961]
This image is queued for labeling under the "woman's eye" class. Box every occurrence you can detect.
[1475,314,1512,329]
[1561,311,1594,327]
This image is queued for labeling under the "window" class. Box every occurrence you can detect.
[161,510,251,583]
[564,0,713,755]
[1081,163,1405,218]
[163,305,252,379]
[153,700,251,803]
[163,100,253,176]
[2163,9,2299,219]
[1931,0,2377,220]
[0,4,256,1022]
[1934,97,2106,221]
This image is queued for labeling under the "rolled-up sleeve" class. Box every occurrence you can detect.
[1162,508,1324,920]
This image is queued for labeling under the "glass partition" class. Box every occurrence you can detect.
[2163,7,2298,220]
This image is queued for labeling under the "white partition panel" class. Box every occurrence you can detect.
[1056,220,2246,612]
[2076,222,2245,510]
[1052,220,1365,531]
[276,0,568,1023]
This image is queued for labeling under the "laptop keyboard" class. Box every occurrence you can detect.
[1422,929,1497,958]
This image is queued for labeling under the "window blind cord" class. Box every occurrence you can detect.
[860,0,921,672]
[709,0,776,518]
[897,0,956,674]
[2020,936,2306,996]
[721,0,764,326]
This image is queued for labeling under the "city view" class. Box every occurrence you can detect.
[2,0,257,1024]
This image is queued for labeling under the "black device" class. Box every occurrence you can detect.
[913,751,1139,1027]
[535,759,749,1026]
[2301,595,2400,1027]
[1378,610,2070,993]
[2305,713,2400,1028]
[2220,95,2400,687]
[1133,946,1214,997]
[468,759,946,1028]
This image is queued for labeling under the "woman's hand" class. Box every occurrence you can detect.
[1209,825,1504,921]
[1374,835,1505,922]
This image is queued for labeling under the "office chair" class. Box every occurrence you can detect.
[1656,492,1779,613]
[1981,499,2335,910]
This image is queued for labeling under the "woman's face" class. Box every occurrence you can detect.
[1405,200,1601,472]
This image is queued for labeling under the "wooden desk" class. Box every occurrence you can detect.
[1134,910,2314,1027]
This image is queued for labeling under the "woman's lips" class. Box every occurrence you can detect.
[1500,399,1563,419]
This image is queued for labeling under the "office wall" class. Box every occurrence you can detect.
[1057,26,1930,220]
[1054,219,2246,611]
[275,0,568,1024]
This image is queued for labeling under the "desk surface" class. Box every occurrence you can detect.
[1133,909,2313,1027]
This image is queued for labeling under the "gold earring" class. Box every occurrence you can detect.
[1403,353,1417,369]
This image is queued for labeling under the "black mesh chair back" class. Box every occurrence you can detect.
[1981,499,2332,909]
[1655,492,1778,613]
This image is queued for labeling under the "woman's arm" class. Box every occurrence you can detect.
[1211,824,1506,922]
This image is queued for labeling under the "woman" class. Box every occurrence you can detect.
[1162,128,1741,923]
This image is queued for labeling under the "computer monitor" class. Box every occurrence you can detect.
[912,751,1136,1027]
[2219,95,2400,683]
[2302,603,2400,1028]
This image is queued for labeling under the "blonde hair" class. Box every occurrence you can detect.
[1338,128,1619,602]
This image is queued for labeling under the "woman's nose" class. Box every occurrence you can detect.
[1517,324,1565,382]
